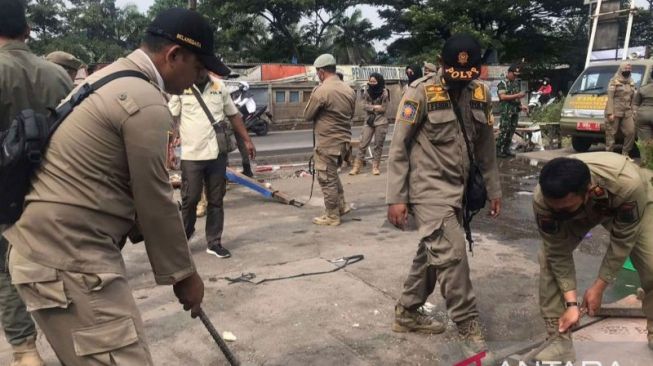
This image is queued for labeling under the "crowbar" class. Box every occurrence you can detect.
[198,308,240,366]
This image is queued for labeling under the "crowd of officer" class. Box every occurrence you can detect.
[2,0,653,365]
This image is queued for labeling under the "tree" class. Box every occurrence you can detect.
[331,9,378,64]
[196,0,382,63]
[371,0,588,69]
[28,0,66,41]
[27,0,149,63]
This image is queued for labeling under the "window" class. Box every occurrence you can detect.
[303,91,312,103]
[289,91,300,103]
[569,65,645,95]
[275,91,286,103]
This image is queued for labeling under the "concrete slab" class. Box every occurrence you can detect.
[572,317,650,366]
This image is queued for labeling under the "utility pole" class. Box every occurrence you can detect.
[585,0,603,67]
[622,0,636,60]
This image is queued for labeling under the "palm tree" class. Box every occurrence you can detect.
[331,9,377,64]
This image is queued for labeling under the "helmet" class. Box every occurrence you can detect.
[238,81,250,91]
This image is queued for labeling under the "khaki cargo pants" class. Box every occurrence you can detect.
[314,143,350,212]
[9,249,153,365]
[539,201,653,332]
[605,114,635,155]
[356,124,388,165]
[398,204,479,323]
[637,108,653,166]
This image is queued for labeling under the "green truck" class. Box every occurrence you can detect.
[561,59,652,152]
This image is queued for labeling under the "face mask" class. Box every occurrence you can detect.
[622,71,631,78]
[551,204,585,221]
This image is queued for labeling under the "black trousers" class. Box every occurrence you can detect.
[181,154,228,247]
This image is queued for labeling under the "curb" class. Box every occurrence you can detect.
[254,162,308,172]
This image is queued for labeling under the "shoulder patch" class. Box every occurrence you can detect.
[472,84,487,102]
[398,99,419,124]
[537,214,560,235]
[425,84,451,111]
[117,93,139,116]
[616,201,639,223]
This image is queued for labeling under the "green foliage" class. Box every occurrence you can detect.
[636,140,653,170]
[371,0,589,71]
[22,0,653,70]
[531,99,564,124]
[27,0,149,64]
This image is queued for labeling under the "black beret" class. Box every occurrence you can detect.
[441,33,482,81]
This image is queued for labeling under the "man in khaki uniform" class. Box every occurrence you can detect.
[605,62,636,156]
[387,34,501,363]
[533,152,653,362]
[0,1,72,364]
[304,54,356,226]
[45,51,83,82]
[3,8,226,365]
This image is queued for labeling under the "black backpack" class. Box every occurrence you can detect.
[0,70,148,225]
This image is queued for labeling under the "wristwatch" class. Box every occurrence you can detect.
[565,301,579,308]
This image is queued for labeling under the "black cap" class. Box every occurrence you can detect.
[147,8,230,76]
[441,33,482,81]
[508,64,521,74]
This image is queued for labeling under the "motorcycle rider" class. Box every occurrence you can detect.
[233,81,256,120]
[537,77,553,105]
[232,81,256,177]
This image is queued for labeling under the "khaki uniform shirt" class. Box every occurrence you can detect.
[4,50,195,285]
[304,75,356,150]
[634,83,653,111]
[0,41,72,131]
[606,76,635,117]
[168,78,238,161]
[386,74,502,206]
[533,152,652,292]
[363,89,389,126]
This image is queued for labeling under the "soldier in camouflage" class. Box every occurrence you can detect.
[495,65,526,158]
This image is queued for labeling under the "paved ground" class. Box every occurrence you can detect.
[1,148,650,365]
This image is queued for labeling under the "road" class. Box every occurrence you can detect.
[231,125,394,165]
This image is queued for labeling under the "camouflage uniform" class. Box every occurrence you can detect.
[495,78,522,155]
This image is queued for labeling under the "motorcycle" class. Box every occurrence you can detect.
[232,84,272,136]
[243,105,271,136]
[528,91,556,116]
